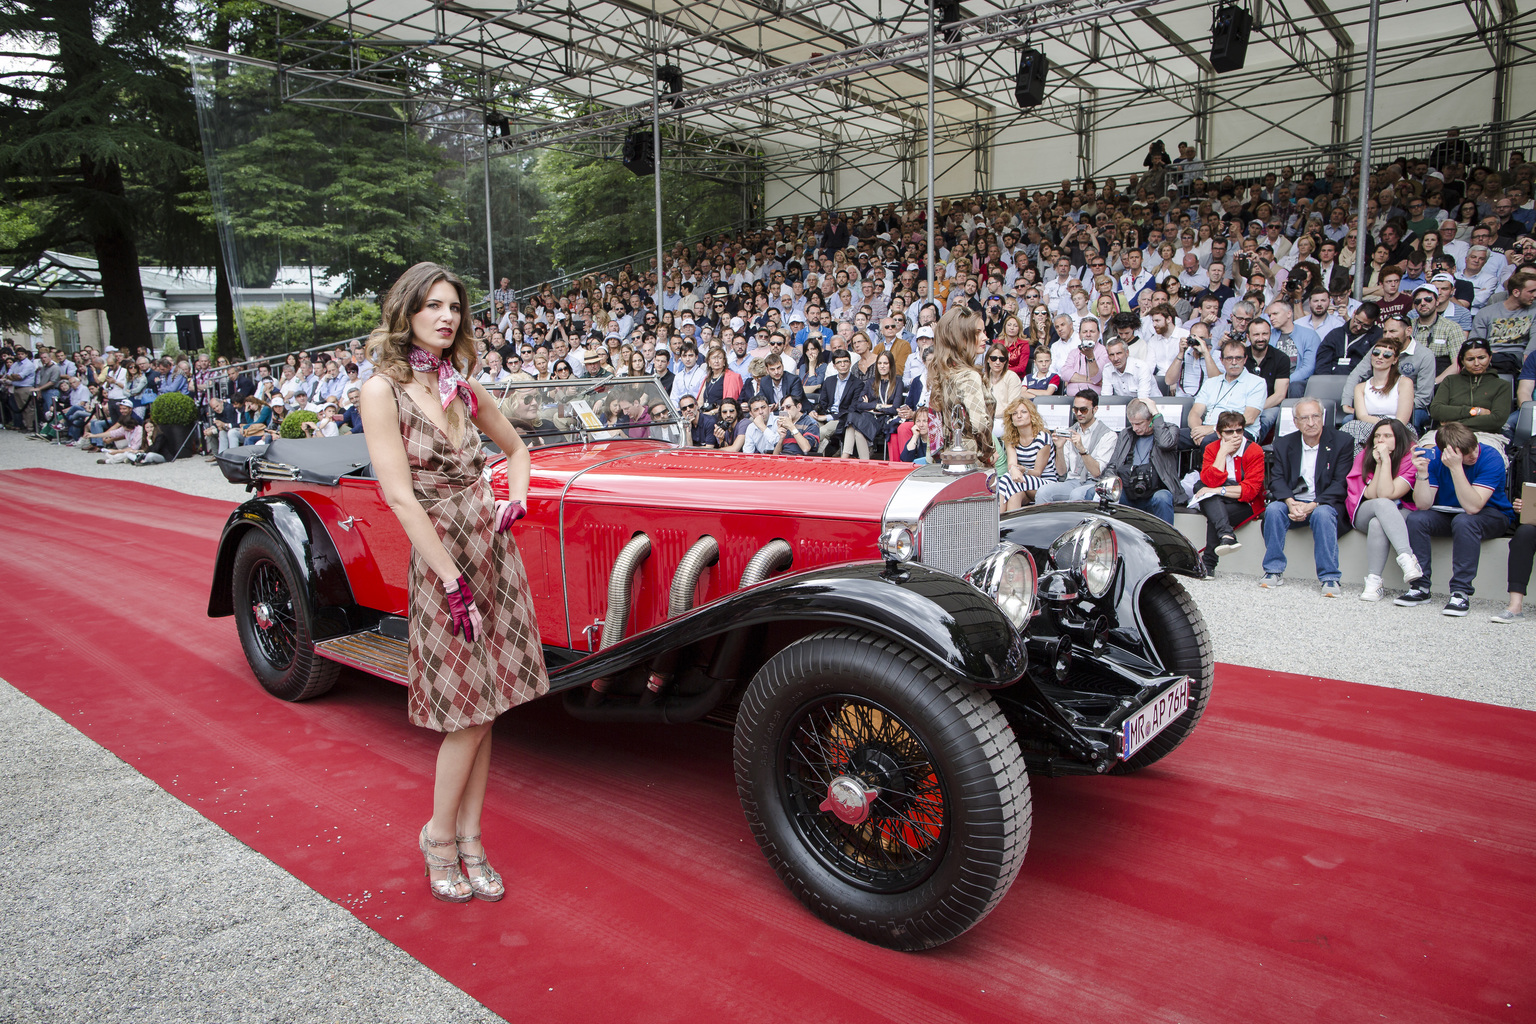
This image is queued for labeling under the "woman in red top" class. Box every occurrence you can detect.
[996,314,1030,373]
[1194,410,1266,576]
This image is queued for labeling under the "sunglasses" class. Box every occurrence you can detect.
[1219,428,1246,436]
[1072,405,1092,413]
[987,355,1008,362]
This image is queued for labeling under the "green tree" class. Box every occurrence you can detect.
[465,151,555,292]
[317,297,381,344]
[532,148,745,276]
[0,0,198,351]
[239,300,318,356]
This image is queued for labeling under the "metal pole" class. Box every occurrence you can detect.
[653,46,665,305]
[1351,0,1378,302]
[482,128,496,298]
[925,0,936,314]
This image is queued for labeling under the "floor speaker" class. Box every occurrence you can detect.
[623,131,655,176]
[1210,4,1252,73]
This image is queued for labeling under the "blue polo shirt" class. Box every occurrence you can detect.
[1425,444,1515,521]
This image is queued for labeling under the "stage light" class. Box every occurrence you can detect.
[658,64,685,110]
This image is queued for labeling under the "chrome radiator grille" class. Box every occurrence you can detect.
[918,496,999,578]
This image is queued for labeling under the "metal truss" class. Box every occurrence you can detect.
[259,0,1536,212]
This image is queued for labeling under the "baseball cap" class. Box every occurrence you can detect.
[915,326,935,339]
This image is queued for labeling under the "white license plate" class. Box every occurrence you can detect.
[1119,677,1191,760]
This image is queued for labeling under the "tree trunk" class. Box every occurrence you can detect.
[83,157,154,357]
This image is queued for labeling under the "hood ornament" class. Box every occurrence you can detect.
[939,403,979,476]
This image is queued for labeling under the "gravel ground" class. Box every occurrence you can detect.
[0,679,504,1024]
[0,429,248,502]
[1,424,1532,1023]
[1191,573,1535,711]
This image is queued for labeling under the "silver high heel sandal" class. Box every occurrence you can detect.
[456,833,505,902]
[420,825,472,903]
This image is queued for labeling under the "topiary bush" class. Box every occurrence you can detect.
[149,391,197,426]
[279,410,318,439]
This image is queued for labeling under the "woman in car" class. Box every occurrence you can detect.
[359,262,549,906]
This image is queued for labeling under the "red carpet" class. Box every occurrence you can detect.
[2,467,1533,1023]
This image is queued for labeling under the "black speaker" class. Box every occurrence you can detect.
[1210,3,1252,73]
[175,313,204,351]
[622,131,655,176]
[938,0,963,43]
[1015,47,1048,109]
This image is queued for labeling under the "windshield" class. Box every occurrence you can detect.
[486,376,685,447]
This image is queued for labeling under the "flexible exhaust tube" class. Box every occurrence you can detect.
[739,538,793,588]
[590,532,652,696]
[667,535,720,618]
[600,533,653,650]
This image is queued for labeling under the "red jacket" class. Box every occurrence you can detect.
[1200,436,1266,522]
[1004,336,1031,375]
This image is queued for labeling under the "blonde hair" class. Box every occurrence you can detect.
[1001,396,1045,448]
[365,262,476,445]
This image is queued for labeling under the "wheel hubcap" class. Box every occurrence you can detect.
[246,559,298,668]
[780,695,949,892]
[819,775,879,825]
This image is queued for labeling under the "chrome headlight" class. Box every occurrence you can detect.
[1095,470,1123,506]
[1049,520,1119,599]
[878,524,918,563]
[965,542,1038,630]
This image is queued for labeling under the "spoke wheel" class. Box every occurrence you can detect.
[780,695,949,892]
[735,628,1029,951]
[231,529,339,702]
[247,559,298,669]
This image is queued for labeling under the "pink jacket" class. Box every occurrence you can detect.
[1345,449,1417,521]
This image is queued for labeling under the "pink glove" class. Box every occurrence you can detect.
[494,499,526,533]
[443,574,478,642]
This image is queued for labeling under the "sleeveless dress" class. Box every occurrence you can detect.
[995,434,1058,499]
[1342,379,1406,445]
[388,379,549,732]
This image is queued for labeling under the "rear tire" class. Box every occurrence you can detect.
[231,530,339,702]
[733,628,1030,950]
[1111,574,1213,773]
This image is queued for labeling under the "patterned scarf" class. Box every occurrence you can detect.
[407,345,478,417]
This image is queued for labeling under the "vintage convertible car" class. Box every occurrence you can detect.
[209,378,1211,950]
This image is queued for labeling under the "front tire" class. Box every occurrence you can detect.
[1110,573,1213,773]
[733,628,1030,950]
[231,530,339,702]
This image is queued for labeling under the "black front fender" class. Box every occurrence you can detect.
[1000,501,1200,668]
[207,497,355,636]
[548,560,1027,692]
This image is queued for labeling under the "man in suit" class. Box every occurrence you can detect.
[742,357,804,413]
[1258,397,1355,595]
[1314,301,1382,376]
[813,349,859,454]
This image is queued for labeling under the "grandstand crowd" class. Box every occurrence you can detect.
[2,129,1533,617]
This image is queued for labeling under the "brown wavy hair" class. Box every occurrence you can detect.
[365,262,476,444]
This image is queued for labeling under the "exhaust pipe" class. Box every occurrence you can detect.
[667,535,720,618]
[590,532,651,695]
[648,536,721,696]
[740,538,793,588]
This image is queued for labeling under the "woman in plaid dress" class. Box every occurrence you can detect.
[360,262,550,904]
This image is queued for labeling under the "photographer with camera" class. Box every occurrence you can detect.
[1035,390,1117,504]
[1106,398,1181,524]
[1058,318,1108,397]
[1165,322,1221,397]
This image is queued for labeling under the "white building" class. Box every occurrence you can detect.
[1,251,348,354]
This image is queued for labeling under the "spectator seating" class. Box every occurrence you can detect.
[1276,396,1338,436]
[1303,375,1351,405]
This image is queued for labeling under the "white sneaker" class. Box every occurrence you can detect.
[1360,575,1384,602]
[1396,551,1423,584]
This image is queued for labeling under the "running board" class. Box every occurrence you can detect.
[314,631,408,684]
